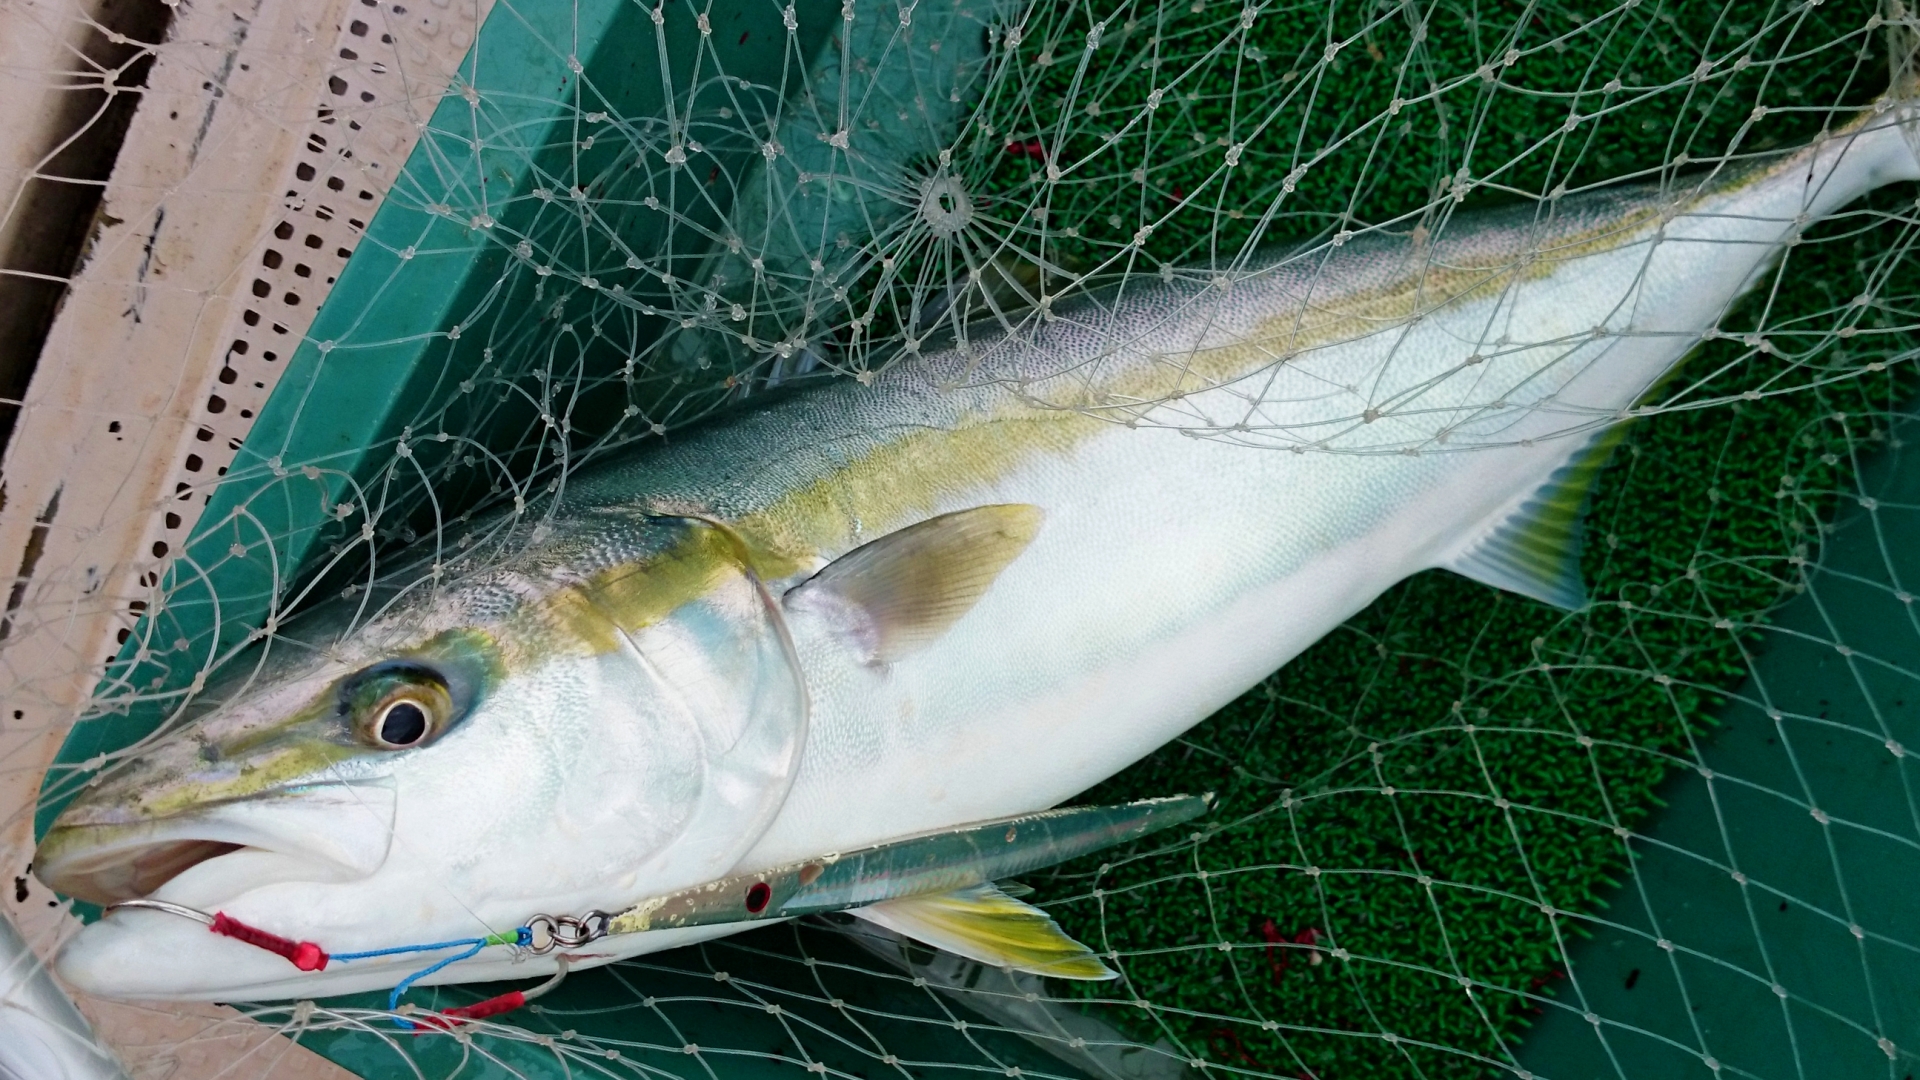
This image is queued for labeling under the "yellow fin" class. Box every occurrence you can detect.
[1442,422,1631,611]
[786,504,1043,663]
[849,883,1117,980]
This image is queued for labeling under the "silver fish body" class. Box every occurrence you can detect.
[36,109,1920,1001]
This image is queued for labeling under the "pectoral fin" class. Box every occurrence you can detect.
[786,504,1043,663]
[850,883,1116,980]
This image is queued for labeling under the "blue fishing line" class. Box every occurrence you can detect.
[332,936,499,962]
[383,939,487,1015]
[331,927,533,1023]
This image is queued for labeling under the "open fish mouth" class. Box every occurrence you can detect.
[36,834,243,906]
[35,781,398,906]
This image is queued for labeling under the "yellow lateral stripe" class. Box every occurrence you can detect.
[524,122,1851,661]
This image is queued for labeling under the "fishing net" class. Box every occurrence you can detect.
[4,0,1920,1077]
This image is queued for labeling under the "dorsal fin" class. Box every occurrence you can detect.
[1442,423,1632,611]
[785,504,1043,663]
[850,882,1117,980]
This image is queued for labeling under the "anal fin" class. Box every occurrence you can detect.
[850,883,1116,980]
[1443,422,1632,611]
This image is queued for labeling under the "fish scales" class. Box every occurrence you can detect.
[32,107,1920,1000]
[554,148,1800,580]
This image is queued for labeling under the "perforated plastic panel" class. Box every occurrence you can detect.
[130,0,490,661]
[0,0,488,1074]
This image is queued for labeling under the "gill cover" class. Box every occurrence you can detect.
[596,513,809,894]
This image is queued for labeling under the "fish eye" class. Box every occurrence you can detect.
[374,699,430,747]
[340,661,457,750]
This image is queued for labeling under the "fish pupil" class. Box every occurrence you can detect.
[380,701,429,746]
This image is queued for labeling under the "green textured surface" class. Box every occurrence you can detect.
[1512,420,1920,1076]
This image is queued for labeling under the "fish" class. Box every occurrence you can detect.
[33,81,1920,1002]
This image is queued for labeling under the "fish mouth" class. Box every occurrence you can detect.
[37,835,245,906]
[35,781,397,906]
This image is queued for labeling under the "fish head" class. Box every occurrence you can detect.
[36,514,809,1000]
[35,623,494,910]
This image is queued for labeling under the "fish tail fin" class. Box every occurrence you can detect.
[1441,421,1632,612]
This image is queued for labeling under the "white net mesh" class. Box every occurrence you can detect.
[5,0,1920,1077]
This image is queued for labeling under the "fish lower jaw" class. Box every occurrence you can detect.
[54,907,453,1001]
[56,909,755,1002]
